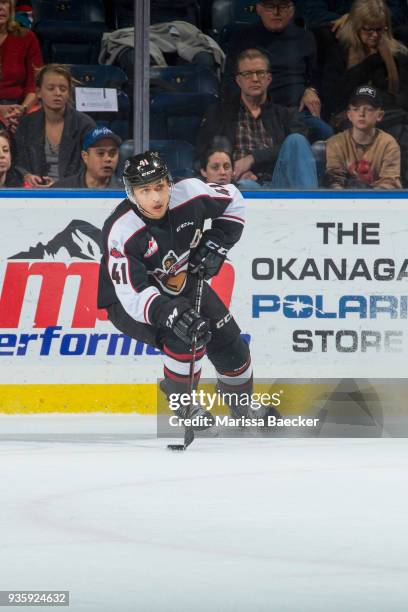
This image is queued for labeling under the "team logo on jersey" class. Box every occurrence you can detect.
[208,183,230,196]
[110,246,124,258]
[149,249,189,294]
[144,237,159,258]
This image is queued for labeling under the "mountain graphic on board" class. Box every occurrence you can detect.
[9,220,102,261]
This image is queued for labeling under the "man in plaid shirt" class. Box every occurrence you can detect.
[197,48,318,189]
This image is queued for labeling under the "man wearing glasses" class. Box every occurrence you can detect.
[197,48,318,189]
[222,0,333,142]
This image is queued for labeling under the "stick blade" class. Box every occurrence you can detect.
[167,444,186,451]
[184,426,195,449]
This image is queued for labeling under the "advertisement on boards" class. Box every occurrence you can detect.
[0,193,407,425]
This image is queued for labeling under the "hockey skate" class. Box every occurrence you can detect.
[174,400,215,431]
[160,379,215,431]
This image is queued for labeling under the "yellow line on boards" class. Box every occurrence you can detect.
[0,385,157,414]
[0,383,331,414]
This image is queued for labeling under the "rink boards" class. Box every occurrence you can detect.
[0,189,407,413]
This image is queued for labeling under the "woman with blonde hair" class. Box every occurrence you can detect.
[15,63,95,187]
[0,0,43,130]
[321,0,408,123]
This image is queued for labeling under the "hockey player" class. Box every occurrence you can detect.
[97,151,252,427]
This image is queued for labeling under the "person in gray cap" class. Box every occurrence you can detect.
[52,126,122,189]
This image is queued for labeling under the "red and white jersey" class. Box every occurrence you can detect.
[98,178,245,325]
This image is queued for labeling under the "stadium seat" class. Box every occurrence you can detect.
[211,0,257,33]
[150,66,219,96]
[311,140,327,186]
[233,0,258,24]
[34,21,107,64]
[212,0,233,33]
[33,0,107,64]
[70,65,128,90]
[109,0,201,29]
[71,65,130,141]
[32,0,106,23]
[150,92,218,145]
[117,140,194,179]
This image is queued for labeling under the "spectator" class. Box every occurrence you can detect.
[14,64,96,187]
[0,0,42,131]
[297,0,408,30]
[52,126,122,189]
[325,85,401,189]
[197,48,318,189]
[222,0,333,142]
[297,1,408,51]
[199,146,235,185]
[0,128,22,186]
[322,0,408,125]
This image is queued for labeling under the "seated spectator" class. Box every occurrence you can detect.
[0,0,43,131]
[325,85,401,189]
[297,0,408,31]
[14,64,96,187]
[222,0,333,142]
[322,0,408,126]
[199,146,235,185]
[0,128,22,186]
[297,1,408,54]
[197,49,318,189]
[52,126,122,189]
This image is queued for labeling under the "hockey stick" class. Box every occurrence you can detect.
[168,269,205,451]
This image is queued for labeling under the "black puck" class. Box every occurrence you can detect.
[167,444,186,451]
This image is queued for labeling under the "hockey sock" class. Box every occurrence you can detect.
[161,342,205,397]
[216,361,253,418]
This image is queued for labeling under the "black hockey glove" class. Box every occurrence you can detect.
[189,230,229,280]
[156,297,211,348]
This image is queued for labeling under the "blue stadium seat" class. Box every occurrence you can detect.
[150,92,218,145]
[311,140,327,186]
[150,140,194,178]
[71,65,130,141]
[117,140,194,180]
[109,0,201,29]
[211,0,258,33]
[212,0,233,32]
[70,65,128,90]
[34,22,107,64]
[233,0,258,25]
[33,0,107,64]
[32,0,106,23]
[150,66,219,96]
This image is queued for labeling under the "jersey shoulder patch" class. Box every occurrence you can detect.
[170,178,232,210]
[107,209,146,253]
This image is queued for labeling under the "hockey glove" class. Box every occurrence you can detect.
[156,297,211,348]
[189,230,229,280]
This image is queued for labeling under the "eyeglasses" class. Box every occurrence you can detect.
[260,2,293,12]
[361,25,388,35]
[236,70,270,79]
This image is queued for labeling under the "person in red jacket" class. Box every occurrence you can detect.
[0,0,43,130]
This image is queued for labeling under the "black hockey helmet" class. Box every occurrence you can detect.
[123,151,172,210]
[123,151,170,187]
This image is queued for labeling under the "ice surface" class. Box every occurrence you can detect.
[1,414,408,612]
